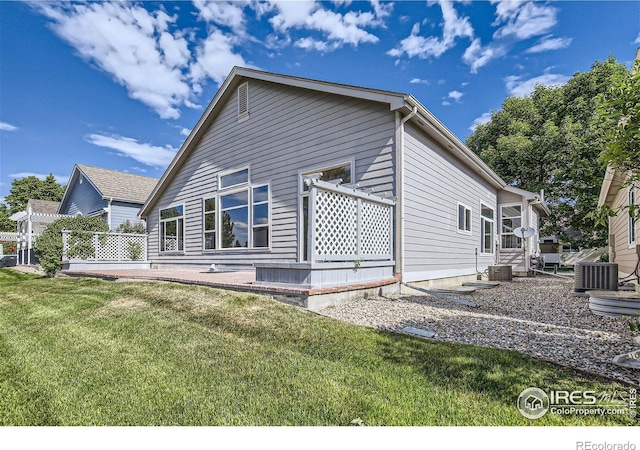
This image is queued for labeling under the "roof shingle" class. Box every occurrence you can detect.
[76,164,158,204]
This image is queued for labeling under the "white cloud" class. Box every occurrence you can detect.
[470,112,493,132]
[634,32,640,44]
[85,134,177,168]
[448,90,463,102]
[388,1,473,59]
[36,2,194,119]
[193,0,249,31]
[266,0,388,52]
[9,172,70,184]
[504,71,570,97]
[189,29,251,90]
[526,35,572,53]
[462,38,505,73]
[492,1,558,40]
[409,78,429,85]
[180,128,190,137]
[0,122,18,131]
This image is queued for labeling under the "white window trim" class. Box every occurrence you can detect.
[628,185,637,246]
[218,166,250,191]
[297,159,355,261]
[209,182,272,252]
[500,203,523,250]
[480,202,495,254]
[202,196,216,252]
[456,202,472,235]
[159,203,185,254]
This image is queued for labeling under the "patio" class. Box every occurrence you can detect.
[61,267,399,311]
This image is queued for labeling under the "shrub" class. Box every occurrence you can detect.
[124,240,143,261]
[115,220,146,234]
[34,216,109,277]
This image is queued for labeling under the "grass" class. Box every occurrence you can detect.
[0,268,636,426]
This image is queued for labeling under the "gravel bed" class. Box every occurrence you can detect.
[319,277,640,386]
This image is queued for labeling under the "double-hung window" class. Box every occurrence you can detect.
[160,205,184,252]
[501,205,522,249]
[457,203,472,234]
[480,204,495,253]
[629,187,636,244]
[205,167,270,250]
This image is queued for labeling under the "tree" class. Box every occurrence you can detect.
[33,216,109,277]
[4,174,65,214]
[0,204,14,232]
[467,56,629,249]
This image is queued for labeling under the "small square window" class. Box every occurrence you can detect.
[457,203,471,233]
[220,168,249,189]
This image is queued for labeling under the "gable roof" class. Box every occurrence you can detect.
[598,166,628,208]
[140,66,508,216]
[26,199,61,215]
[59,164,158,212]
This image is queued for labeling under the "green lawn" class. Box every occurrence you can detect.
[0,268,634,426]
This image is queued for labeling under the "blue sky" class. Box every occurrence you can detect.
[1,1,639,203]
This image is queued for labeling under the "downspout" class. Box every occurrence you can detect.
[107,198,113,230]
[395,106,417,281]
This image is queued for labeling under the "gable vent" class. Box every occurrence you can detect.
[237,82,249,118]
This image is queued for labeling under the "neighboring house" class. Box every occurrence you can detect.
[139,67,548,287]
[598,167,639,279]
[58,164,158,230]
[10,199,69,265]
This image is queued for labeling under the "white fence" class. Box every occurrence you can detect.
[62,230,147,262]
[307,178,394,263]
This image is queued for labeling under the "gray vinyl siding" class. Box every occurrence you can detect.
[609,184,639,275]
[402,123,498,282]
[110,201,144,230]
[147,79,396,268]
[60,174,106,216]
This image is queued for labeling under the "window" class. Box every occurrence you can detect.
[629,187,636,244]
[300,162,353,261]
[480,204,494,253]
[214,181,270,250]
[220,190,249,248]
[237,82,249,118]
[203,198,216,250]
[252,185,269,248]
[160,205,184,252]
[501,205,522,249]
[220,168,249,190]
[457,203,472,233]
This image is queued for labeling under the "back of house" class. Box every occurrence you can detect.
[140,67,548,288]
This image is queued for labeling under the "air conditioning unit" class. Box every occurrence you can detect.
[488,265,513,282]
[574,262,618,293]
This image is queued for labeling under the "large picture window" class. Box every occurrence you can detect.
[501,205,522,249]
[160,205,184,252]
[480,204,494,254]
[207,167,269,250]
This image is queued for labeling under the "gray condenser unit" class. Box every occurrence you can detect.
[574,262,618,293]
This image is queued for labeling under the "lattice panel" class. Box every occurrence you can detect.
[314,189,358,257]
[360,201,392,256]
[96,234,120,260]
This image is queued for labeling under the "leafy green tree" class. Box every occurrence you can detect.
[115,220,146,234]
[221,212,235,248]
[34,216,109,277]
[467,56,628,249]
[0,204,14,232]
[4,174,65,214]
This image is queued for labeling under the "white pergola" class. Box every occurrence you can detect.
[10,208,71,265]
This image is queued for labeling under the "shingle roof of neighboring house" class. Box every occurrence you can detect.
[26,199,61,215]
[69,164,159,204]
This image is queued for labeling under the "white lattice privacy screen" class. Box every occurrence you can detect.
[309,179,394,263]
[62,231,147,262]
